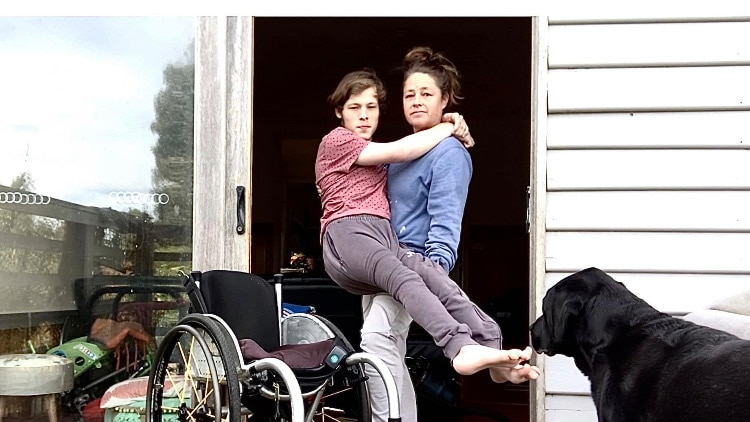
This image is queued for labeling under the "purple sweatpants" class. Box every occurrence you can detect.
[321,214,502,359]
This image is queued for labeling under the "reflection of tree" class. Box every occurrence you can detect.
[149,41,195,275]
[151,42,195,227]
[0,173,62,274]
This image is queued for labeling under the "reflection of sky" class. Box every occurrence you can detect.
[0,16,194,212]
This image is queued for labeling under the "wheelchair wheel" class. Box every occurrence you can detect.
[146,314,242,422]
[313,315,372,422]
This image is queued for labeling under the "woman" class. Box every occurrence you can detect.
[315,68,539,385]
[360,47,540,422]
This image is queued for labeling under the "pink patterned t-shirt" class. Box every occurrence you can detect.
[315,126,390,241]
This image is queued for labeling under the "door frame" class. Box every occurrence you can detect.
[193,16,254,271]
[193,14,549,420]
[529,15,549,422]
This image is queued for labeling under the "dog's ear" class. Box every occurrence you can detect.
[550,296,584,343]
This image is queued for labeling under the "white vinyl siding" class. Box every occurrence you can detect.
[548,150,750,190]
[541,16,750,422]
[549,67,750,112]
[545,395,597,422]
[548,111,750,149]
[547,191,750,231]
[549,22,750,68]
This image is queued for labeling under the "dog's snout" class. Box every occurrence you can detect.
[529,317,548,354]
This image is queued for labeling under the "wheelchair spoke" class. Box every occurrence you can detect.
[148,317,241,422]
[318,407,351,422]
[321,386,354,400]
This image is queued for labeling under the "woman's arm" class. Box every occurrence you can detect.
[356,113,473,166]
[424,146,472,271]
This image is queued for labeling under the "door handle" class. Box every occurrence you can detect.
[236,185,246,235]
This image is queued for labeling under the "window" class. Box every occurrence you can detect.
[0,16,194,376]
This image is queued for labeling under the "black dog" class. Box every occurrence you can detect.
[530,267,750,422]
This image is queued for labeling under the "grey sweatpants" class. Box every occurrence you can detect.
[322,214,502,360]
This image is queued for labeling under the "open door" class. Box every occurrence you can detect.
[250,17,535,421]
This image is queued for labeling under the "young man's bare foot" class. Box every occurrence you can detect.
[489,364,541,383]
[452,345,532,376]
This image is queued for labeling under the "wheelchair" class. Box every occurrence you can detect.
[145,269,400,422]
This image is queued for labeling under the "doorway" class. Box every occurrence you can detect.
[252,16,533,421]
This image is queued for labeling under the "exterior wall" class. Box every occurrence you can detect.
[543,16,750,421]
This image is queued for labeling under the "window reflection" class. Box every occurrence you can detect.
[0,15,195,371]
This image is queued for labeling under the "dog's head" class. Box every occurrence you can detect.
[529,267,645,372]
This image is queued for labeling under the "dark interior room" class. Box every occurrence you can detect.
[251,17,533,421]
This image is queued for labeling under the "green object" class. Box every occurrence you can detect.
[104,398,188,422]
[47,336,109,377]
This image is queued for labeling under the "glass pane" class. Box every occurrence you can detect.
[0,16,194,411]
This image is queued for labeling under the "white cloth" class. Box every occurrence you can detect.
[684,289,750,340]
[684,310,750,340]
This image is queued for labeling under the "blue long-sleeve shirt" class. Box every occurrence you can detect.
[387,137,472,272]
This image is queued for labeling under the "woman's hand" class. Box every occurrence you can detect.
[442,112,475,148]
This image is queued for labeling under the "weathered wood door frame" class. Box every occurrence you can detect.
[529,15,549,422]
[193,16,254,271]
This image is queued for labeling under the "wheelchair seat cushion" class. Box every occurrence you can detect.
[239,338,336,370]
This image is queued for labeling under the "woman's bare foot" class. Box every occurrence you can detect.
[489,364,541,383]
[452,345,532,376]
